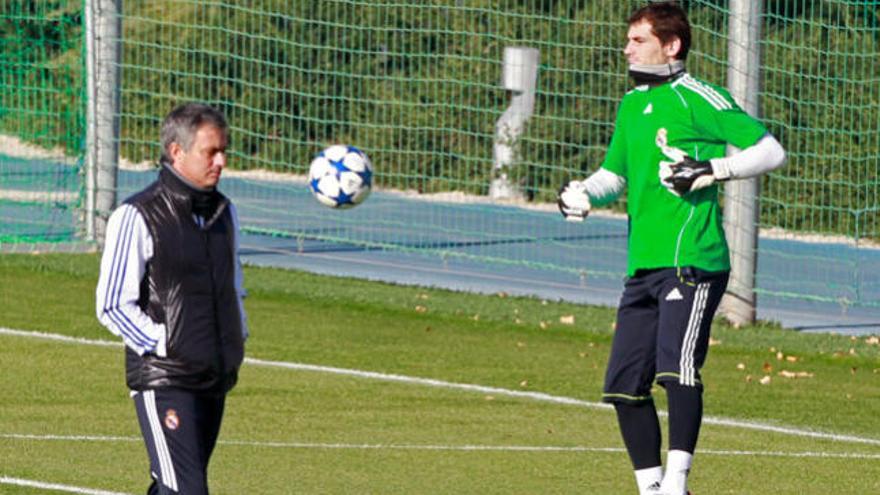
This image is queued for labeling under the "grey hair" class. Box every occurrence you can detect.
[160,103,228,164]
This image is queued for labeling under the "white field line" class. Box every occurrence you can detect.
[3,327,880,448]
[3,433,880,461]
[0,476,132,495]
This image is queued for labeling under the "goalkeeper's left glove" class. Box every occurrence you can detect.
[664,157,727,195]
[557,180,591,222]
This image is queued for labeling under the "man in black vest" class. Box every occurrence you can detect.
[96,102,248,494]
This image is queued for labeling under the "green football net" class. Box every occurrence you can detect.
[1,1,877,311]
[0,1,84,249]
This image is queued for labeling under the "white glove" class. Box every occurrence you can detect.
[557,180,591,222]
[656,128,687,196]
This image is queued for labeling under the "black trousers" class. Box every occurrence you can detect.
[602,267,729,404]
[133,388,226,495]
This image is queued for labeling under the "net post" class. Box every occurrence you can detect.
[720,0,764,326]
[85,0,122,248]
[489,46,539,201]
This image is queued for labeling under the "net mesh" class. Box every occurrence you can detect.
[1,0,878,310]
[0,0,84,248]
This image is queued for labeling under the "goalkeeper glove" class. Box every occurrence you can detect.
[557,180,591,222]
[664,157,725,195]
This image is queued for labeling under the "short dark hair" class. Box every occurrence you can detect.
[628,2,691,61]
[160,103,228,164]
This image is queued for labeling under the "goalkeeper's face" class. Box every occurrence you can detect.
[171,124,228,189]
[624,20,680,66]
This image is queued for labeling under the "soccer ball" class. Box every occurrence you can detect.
[308,144,373,209]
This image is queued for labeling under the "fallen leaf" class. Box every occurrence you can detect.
[485,395,495,401]
[472,314,480,321]
[785,355,799,363]
[709,338,722,346]
[865,336,879,345]
[745,375,753,382]
[417,293,429,300]
[760,375,772,385]
[519,380,528,388]
[778,370,814,379]
[559,315,575,325]
[776,351,784,361]
[516,341,526,348]
[514,318,523,324]
[849,348,857,356]
[539,321,549,330]
[497,291,508,298]
[762,362,773,373]
[851,367,858,375]
[578,352,588,358]
[769,347,777,353]
[414,305,428,313]
[736,363,746,371]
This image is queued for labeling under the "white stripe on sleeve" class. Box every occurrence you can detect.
[95,204,166,355]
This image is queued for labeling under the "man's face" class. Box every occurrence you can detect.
[624,20,679,65]
[170,124,228,189]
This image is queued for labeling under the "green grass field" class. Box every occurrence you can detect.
[1,253,878,494]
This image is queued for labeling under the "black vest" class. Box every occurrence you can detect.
[124,166,244,393]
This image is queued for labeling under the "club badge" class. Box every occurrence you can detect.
[164,409,180,431]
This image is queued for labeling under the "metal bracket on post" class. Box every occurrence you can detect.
[720,0,764,326]
[489,46,539,201]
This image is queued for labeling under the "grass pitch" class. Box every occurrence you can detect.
[1,253,878,494]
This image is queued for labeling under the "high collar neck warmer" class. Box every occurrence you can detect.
[159,162,220,218]
[629,60,686,86]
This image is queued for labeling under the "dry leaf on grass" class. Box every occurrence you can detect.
[759,376,772,385]
[414,305,428,313]
[736,363,746,371]
[778,370,814,379]
[559,315,575,325]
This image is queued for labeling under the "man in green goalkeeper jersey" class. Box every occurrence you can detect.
[557,3,786,494]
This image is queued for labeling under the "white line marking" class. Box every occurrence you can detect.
[3,327,880,447]
[0,476,132,495]
[3,433,880,460]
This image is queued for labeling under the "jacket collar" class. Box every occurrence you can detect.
[158,162,228,227]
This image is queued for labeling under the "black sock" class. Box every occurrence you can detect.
[666,382,703,453]
[614,401,662,469]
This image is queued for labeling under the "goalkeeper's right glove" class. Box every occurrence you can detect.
[557,180,591,222]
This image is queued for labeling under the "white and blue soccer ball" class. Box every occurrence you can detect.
[308,144,373,209]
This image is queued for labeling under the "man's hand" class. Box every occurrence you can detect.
[664,157,717,195]
[557,180,591,222]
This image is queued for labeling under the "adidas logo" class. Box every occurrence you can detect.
[643,103,653,114]
[665,287,684,301]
